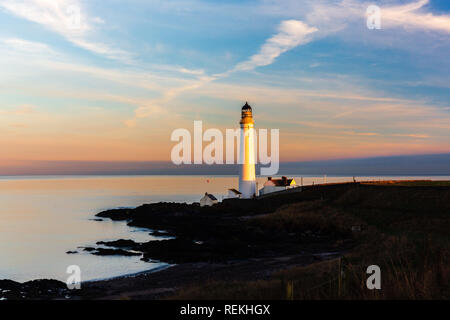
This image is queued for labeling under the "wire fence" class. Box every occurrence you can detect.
[284,245,433,300]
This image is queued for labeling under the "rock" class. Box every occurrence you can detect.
[150,230,175,237]
[139,237,253,264]
[0,279,68,300]
[96,239,137,248]
[0,279,21,291]
[66,250,78,254]
[91,248,141,256]
[96,208,131,220]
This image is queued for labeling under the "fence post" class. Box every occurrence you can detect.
[286,280,294,300]
[338,257,342,298]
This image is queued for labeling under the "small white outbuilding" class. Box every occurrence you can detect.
[259,176,296,195]
[227,188,242,199]
[200,192,218,207]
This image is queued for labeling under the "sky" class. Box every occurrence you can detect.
[0,0,449,173]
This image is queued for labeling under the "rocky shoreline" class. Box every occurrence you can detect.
[1,183,359,300]
[2,181,448,300]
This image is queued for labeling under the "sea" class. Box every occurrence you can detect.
[0,175,448,282]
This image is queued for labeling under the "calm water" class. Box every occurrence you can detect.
[0,175,449,282]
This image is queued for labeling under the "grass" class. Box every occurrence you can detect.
[248,200,361,239]
[169,184,450,300]
[364,180,450,187]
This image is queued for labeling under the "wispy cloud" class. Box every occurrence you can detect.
[270,0,450,34]
[393,133,430,139]
[233,20,317,71]
[124,19,318,124]
[0,104,38,115]
[382,0,450,33]
[342,131,430,139]
[0,0,133,63]
[342,131,380,136]
[1,38,55,54]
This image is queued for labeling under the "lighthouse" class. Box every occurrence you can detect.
[239,102,256,198]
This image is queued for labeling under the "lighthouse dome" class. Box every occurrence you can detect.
[242,101,252,112]
[240,101,254,124]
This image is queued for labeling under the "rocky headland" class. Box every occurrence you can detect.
[2,181,448,300]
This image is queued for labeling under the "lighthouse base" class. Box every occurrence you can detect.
[239,180,256,199]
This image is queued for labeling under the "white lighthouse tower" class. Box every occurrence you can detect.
[239,102,256,198]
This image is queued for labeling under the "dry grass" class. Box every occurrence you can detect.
[364,180,450,187]
[282,235,449,300]
[248,200,363,240]
[171,236,449,300]
[169,186,450,300]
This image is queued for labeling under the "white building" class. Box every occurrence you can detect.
[238,102,256,198]
[227,188,242,199]
[200,192,218,207]
[259,177,296,195]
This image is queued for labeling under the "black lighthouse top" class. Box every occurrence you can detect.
[242,101,252,112]
[240,101,254,124]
